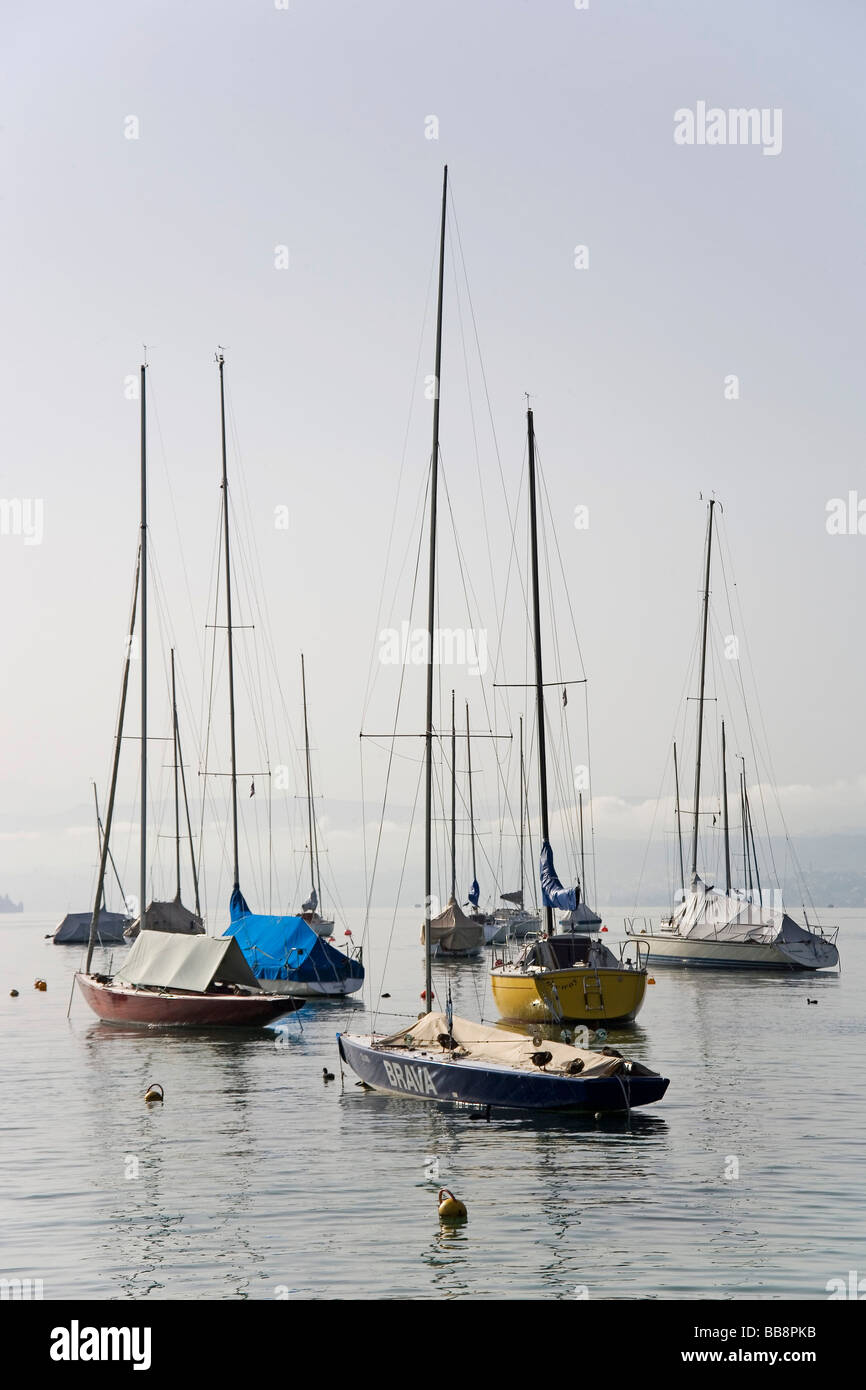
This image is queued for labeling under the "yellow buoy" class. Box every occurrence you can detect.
[437,1188,467,1222]
[144,1083,164,1104]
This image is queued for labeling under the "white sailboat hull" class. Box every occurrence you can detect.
[637,931,839,971]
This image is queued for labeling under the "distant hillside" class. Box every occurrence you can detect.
[0,893,23,913]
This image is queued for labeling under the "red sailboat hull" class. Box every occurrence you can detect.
[75,972,301,1028]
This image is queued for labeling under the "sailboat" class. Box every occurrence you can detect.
[296,654,334,937]
[489,406,648,1026]
[626,500,840,972]
[339,169,666,1111]
[559,793,602,933]
[420,691,486,959]
[75,364,298,1029]
[208,357,364,998]
[491,717,541,941]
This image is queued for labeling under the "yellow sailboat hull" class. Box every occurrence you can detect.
[490,966,647,1025]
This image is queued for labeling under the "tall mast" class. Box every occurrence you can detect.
[744,771,762,906]
[721,719,731,895]
[175,691,201,916]
[578,791,586,899]
[740,761,752,894]
[690,499,715,886]
[518,715,524,908]
[526,406,554,937]
[86,548,142,974]
[301,653,318,907]
[93,783,105,911]
[673,741,685,898]
[139,362,148,929]
[450,689,456,902]
[466,702,476,896]
[171,649,181,901]
[424,165,447,1008]
[218,352,240,892]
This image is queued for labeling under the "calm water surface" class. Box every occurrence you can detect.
[2,910,864,1300]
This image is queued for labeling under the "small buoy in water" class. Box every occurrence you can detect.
[648,977,656,984]
[601,926,608,932]
[322,1068,335,1082]
[344,929,352,937]
[10,989,19,997]
[420,989,427,1001]
[144,1083,164,1104]
[437,1188,467,1222]
[381,992,391,998]
[34,979,47,991]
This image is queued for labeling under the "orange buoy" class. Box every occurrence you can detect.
[34,979,47,991]
[437,1188,467,1222]
[648,977,656,984]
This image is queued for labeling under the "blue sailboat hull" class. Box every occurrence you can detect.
[337,1033,668,1113]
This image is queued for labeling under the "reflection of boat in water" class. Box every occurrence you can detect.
[627,500,839,974]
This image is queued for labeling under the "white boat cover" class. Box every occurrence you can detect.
[420,899,486,952]
[124,898,205,941]
[115,932,260,993]
[670,879,816,946]
[378,1012,641,1078]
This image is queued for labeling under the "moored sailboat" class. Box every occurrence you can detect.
[626,500,839,972]
[339,169,665,1111]
[489,406,648,1026]
[75,364,297,1028]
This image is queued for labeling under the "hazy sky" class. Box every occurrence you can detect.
[2,1,864,911]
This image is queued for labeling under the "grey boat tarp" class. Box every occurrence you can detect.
[124,898,205,941]
[53,910,130,945]
[671,878,815,945]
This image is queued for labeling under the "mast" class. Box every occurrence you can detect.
[139,362,148,930]
[301,653,318,910]
[690,499,715,886]
[721,719,731,895]
[744,771,762,906]
[175,688,201,916]
[218,352,240,892]
[85,556,142,972]
[171,648,181,901]
[740,761,752,894]
[93,783,105,911]
[450,689,456,902]
[466,702,476,899]
[673,741,685,898]
[518,715,525,909]
[526,406,554,938]
[578,791,587,900]
[424,165,447,1008]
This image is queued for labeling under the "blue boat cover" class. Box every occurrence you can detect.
[467,878,480,908]
[225,886,364,985]
[539,840,578,912]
